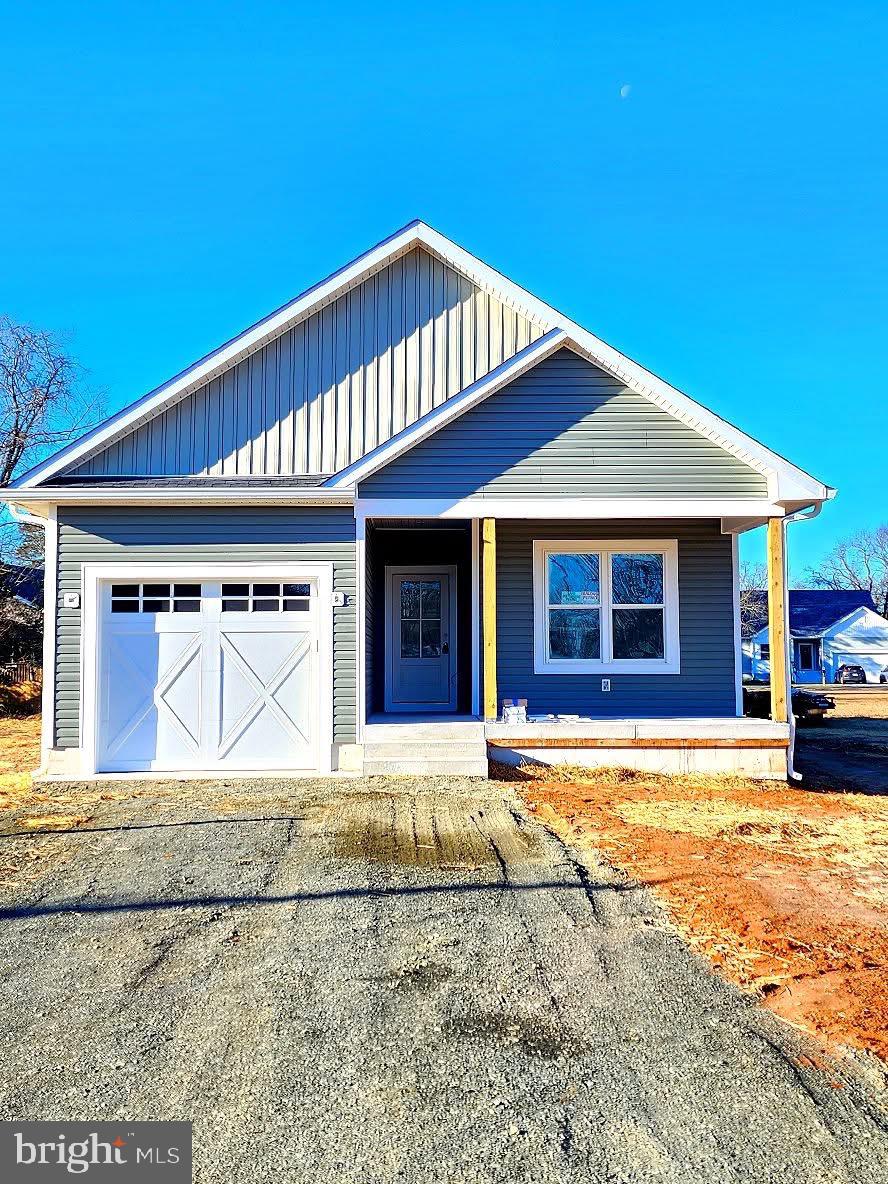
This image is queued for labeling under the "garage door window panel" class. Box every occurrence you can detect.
[222,583,312,613]
[112,582,204,615]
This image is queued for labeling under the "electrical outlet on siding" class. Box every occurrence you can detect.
[601,678,611,692]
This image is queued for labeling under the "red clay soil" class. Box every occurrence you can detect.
[513,767,888,1062]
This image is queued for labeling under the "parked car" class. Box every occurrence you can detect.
[834,664,867,684]
[880,665,888,684]
[743,682,836,724]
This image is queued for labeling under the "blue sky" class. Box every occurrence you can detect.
[2,1,885,578]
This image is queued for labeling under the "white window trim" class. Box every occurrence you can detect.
[532,539,680,675]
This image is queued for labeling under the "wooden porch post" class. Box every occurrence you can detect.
[482,517,498,721]
[767,516,789,723]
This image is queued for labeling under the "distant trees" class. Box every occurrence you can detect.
[0,315,102,564]
[0,316,103,665]
[806,526,888,618]
[739,560,767,637]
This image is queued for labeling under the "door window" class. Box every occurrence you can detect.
[798,642,817,671]
[400,579,443,658]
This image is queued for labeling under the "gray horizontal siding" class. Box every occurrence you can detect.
[361,348,768,499]
[55,507,356,748]
[497,520,738,718]
[72,247,544,479]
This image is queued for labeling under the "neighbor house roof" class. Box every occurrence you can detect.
[745,589,877,639]
[5,220,834,507]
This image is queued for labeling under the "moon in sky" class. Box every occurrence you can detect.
[620,84,632,98]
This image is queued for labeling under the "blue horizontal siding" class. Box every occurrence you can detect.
[55,506,356,748]
[497,520,738,718]
[361,348,767,499]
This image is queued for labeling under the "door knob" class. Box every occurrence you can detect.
[442,641,449,654]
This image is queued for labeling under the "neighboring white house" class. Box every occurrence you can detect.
[743,589,888,684]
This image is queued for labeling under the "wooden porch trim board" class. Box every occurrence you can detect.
[487,736,790,750]
[767,517,790,724]
[482,517,497,720]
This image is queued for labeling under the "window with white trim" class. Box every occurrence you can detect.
[533,540,680,674]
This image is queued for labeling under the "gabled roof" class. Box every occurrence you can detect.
[745,589,877,639]
[9,220,834,504]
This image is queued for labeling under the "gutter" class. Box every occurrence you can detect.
[780,501,826,782]
[7,503,56,769]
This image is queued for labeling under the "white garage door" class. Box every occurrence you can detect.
[96,576,323,772]
[831,652,883,683]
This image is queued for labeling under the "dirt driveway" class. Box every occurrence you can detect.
[796,717,888,794]
[0,777,885,1183]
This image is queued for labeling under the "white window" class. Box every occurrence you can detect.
[532,540,680,674]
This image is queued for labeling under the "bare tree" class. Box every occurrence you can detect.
[739,560,767,637]
[807,526,888,617]
[0,316,99,487]
[0,316,103,566]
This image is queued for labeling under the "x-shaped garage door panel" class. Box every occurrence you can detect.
[104,633,202,760]
[217,632,313,761]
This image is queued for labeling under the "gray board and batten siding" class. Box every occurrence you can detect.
[54,506,357,749]
[359,348,768,500]
[69,247,545,480]
[497,520,739,718]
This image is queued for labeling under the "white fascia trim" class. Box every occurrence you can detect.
[14,218,831,505]
[413,225,832,505]
[0,488,354,507]
[12,222,433,490]
[821,605,881,638]
[356,497,787,520]
[326,329,567,489]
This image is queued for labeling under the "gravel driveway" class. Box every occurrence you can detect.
[0,776,885,1183]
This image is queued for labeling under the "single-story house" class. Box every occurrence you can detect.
[1,222,834,780]
[743,589,888,684]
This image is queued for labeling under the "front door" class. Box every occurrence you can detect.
[794,639,822,684]
[385,567,457,711]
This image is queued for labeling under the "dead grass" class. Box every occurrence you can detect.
[0,680,42,719]
[0,714,42,810]
[830,691,888,719]
[503,762,888,1061]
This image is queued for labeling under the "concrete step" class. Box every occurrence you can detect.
[363,757,490,777]
[363,741,486,761]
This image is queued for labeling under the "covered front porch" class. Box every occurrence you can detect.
[358,514,793,779]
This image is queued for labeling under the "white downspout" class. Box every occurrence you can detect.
[780,502,824,781]
[8,502,57,771]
